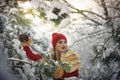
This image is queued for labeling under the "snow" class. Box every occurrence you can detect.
[46,0,70,20]
[0,0,120,80]
[58,18,70,28]
[46,9,58,20]
[12,39,27,59]
[51,0,70,14]
[31,0,40,9]
[9,8,18,14]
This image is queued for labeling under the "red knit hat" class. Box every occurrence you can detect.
[52,33,67,48]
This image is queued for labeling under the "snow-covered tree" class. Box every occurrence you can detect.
[0,0,120,80]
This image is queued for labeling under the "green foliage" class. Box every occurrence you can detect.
[37,54,58,78]
[91,43,120,65]
[38,7,69,25]
[60,62,71,72]
[51,17,62,25]
[40,11,46,18]
[37,53,71,78]
[40,62,56,77]
[52,8,61,15]
[51,7,69,25]
[15,15,32,27]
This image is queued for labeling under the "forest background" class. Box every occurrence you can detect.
[0,0,120,80]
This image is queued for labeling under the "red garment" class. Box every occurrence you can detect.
[62,69,78,79]
[23,46,42,61]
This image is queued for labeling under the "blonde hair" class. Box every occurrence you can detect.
[54,48,61,61]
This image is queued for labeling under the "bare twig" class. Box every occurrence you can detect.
[76,12,102,25]
[107,5,120,11]
[69,30,109,47]
[101,0,109,20]
[62,0,105,25]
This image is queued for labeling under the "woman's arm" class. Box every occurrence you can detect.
[23,46,42,61]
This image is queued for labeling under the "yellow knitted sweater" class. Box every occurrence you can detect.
[60,49,80,73]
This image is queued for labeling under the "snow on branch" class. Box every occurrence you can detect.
[62,0,105,25]
[7,58,32,65]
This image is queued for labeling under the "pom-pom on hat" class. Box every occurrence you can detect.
[52,33,67,48]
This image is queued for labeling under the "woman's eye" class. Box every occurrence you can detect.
[58,41,62,44]
[58,41,67,44]
[64,41,67,43]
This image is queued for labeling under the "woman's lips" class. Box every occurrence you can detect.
[62,47,65,49]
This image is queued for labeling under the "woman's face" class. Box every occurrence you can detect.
[55,39,67,53]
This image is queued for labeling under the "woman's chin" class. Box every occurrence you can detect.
[60,49,67,53]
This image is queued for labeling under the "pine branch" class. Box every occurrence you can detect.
[7,58,32,65]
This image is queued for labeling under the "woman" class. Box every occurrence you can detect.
[19,33,80,79]
[51,33,81,80]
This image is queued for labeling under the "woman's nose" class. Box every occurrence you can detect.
[62,43,67,46]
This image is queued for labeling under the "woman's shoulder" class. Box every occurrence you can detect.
[67,48,76,54]
[66,49,80,58]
